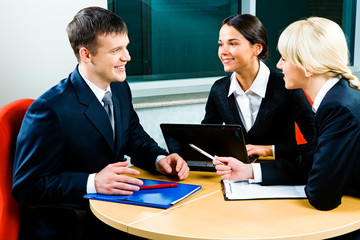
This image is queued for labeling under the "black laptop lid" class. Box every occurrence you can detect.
[160,124,250,170]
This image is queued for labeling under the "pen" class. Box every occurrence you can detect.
[139,183,178,190]
[189,143,215,161]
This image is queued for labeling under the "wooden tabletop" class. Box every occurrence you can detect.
[90,167,360,240]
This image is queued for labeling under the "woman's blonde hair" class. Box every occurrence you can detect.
[277,17,360,90]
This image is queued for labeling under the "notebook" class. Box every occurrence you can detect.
[222,180,306,200]
[84,178,201,209]
[160,123,256,171]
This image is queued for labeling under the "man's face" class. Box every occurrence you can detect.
[89,33,131,87]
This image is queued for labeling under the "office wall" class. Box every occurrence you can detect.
[135,103,206,151]
[0,0,207,151]
[1,1,358,147]
[0,0,107,107]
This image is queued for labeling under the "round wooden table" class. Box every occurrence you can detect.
[90,167,360,240]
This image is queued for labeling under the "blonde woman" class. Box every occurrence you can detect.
[213,17,360,216]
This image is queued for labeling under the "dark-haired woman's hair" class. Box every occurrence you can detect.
[221,14,269,61]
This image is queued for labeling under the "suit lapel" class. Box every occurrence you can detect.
[70,66,115,152]
[227,95,243,124]
[250,95,273,130]
[112,94,123,156]
[247,75,275,135]
[221,76,246,129]
[84,103,115,151]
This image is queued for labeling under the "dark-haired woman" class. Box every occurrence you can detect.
[202,14,314,159]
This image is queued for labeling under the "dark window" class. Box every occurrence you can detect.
[257,0,357,69]
[109,0,239,82]
[109,0,357,82]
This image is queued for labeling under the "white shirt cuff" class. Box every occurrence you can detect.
[155,155,167,170]
[87,173,97,194]
[249,163,262,183]
[87,156,166,193]
[272,145,276,158]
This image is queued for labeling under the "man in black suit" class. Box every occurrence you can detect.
[12,7,189,239]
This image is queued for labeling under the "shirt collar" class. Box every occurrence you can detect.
[312,77,340,112]
[78,68,111,105]
[228,61,270,98]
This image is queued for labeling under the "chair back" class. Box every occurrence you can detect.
[0,99,34,240]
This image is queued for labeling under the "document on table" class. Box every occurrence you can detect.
[84,178,201,209]
[222,180,306,200]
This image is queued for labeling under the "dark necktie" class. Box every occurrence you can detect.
[102,91,114,134]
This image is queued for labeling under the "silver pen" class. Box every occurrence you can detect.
[189,143,215,161]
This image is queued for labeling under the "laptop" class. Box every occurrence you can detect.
[160,123,256,171]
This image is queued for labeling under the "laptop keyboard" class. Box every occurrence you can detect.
[187,161,215,167]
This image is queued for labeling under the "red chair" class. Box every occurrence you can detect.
[0,99,34,240]
[1,99,87,239]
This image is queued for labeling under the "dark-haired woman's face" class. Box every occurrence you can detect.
[218,25,259,73]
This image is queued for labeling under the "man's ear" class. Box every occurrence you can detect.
[79,47,91,63]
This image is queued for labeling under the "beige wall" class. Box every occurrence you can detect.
[0,0,107,107]
[1,1,359,108]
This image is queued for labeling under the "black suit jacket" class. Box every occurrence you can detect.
[261,79,360,210]
[12,66,168,238]
[202,69,314,158]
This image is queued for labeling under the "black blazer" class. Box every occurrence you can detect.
[261,79,360,210]
[202,69,315,158]
[12,66,168,238]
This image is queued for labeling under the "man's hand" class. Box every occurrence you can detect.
[213,156,254,180]
[95,161,143,195]
[157,153,189,180]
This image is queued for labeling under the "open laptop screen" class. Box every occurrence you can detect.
[160,123,250,171]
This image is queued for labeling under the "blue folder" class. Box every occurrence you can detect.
[84,178,201,209]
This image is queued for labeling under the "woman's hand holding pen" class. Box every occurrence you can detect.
[213,156,254,180]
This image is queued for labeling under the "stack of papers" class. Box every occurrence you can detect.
[222,180,306,200]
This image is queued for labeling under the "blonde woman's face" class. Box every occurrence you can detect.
[277,55,307,89]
